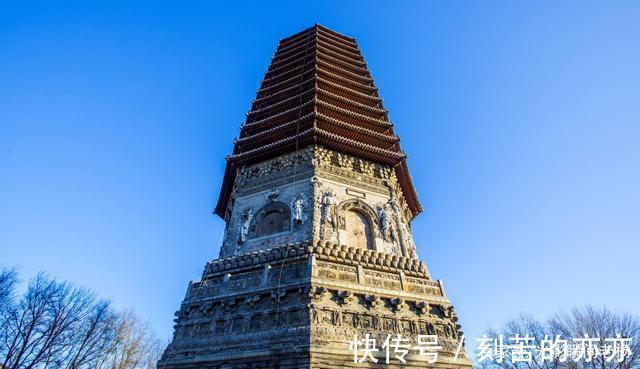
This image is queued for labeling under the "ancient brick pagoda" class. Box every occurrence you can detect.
[159,25,472,369]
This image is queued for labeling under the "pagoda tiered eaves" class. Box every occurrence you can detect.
[160,25,472,369]
[215,24,422,219]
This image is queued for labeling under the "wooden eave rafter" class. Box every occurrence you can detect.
[316,55,372,81]
[236,113,315,147]
[317,33,362,59]
[315,99,391,128]
[258,67,314,94]
[252,76,315,106]
[316,26,357,48]
[215,25,423,219]
[265,52,314,77]
[243,100,315,132]
[228,127,404,165]
[247,89,314,118]
[317,64,376,89]
[316,87,387,115]
[316,44,366,67]
[316,76,381,103]
[314,112,398,146]
[269,43,316,68]
[317,50,371,76]
[238,111,397,150]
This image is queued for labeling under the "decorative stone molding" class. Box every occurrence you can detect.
[335,290,355,305]
[245,294,261,308]
[364,294,381,309]
[389,297,406,312]
[415,300,429,315]
[237,147,314,185]
[222,298,237,312]
[270,289,287,301]
[200,302,215,316]
[203,241,430,280]
[310,286,328,300]
[264,188,279,202]
[336,198,380,236]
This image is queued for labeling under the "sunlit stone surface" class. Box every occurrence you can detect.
[158,24,472,369]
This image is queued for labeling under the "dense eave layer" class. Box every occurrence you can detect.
[215,24,422,219]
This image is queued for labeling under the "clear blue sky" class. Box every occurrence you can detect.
[1,1,638,344]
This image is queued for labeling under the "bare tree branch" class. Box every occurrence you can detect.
[0,270,161,369]
[481,307,640,369]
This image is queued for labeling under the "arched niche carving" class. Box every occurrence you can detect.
[248,201,291,238]
[337,199,378,250]
[337,199,379,230]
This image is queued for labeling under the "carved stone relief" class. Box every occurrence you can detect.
[318,188,337,241]
[237,208,253,246]
[290,192,308,227]
[343,210,374,250]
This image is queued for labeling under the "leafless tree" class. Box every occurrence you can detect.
[480,313,564,369]
[0,272,106,369]
[0,268,19,359]
[96,311,162,369]
[0,268,18,311]
[480,307,640,369]
[0,271,162,369]
[56,300,118,369]
[550,306,640,369]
